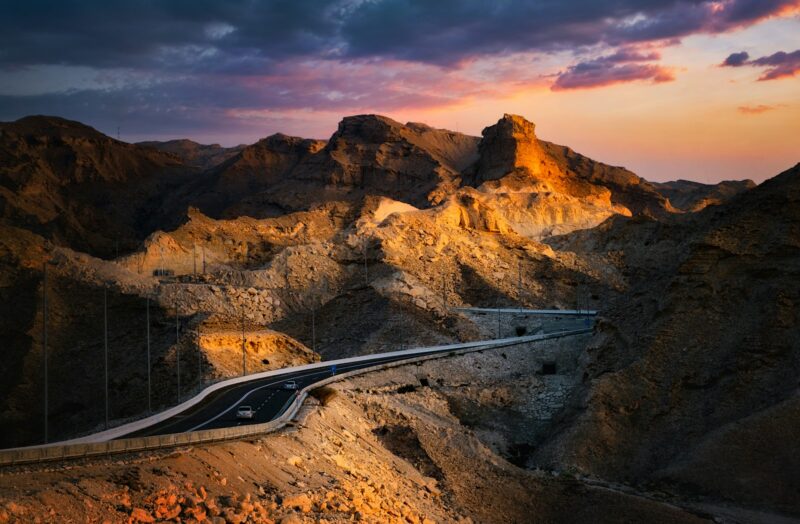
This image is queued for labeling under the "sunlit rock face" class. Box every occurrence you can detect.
[477,113,548,182]
[0,111,758,451]
[469,114,631,238]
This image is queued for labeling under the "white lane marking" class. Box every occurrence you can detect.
[186,377,289,432]
[185,359,391,432]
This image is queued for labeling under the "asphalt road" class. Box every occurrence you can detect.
[118,324,593,440]
[118,351,455,438]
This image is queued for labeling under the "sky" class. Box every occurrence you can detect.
[1,1,799,183]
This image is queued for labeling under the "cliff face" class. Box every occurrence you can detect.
[0,116,196,257]
[3,109,782,520]
[534,164,800,514]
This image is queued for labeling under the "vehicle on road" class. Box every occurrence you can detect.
[283,380,299,390]
[236,405,255,419]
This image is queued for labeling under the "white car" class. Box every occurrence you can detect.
[236,405,255,419]
[283,380,299,390]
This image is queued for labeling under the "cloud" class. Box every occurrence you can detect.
[551,48,675,90]
[2,0,798,71]
[737,104,779,114]
[721,49,800,80]
[723,51,750,66]
[1,0,798,140]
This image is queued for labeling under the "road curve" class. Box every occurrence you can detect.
[116,328,591,439]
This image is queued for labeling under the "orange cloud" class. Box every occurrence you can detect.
[737,104,786,114]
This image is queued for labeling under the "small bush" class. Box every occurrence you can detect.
[396,384,417,394]
[309,386,337,406]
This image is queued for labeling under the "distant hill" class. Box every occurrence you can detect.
[136,139,246,170]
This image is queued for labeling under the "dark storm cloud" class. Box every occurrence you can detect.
[341,0,798,64]
[1,0,797,141]
[2,0,797,70]
[0,0,340,72]
[721,49,800,80]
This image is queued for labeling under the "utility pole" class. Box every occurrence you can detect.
[146,295,151,413]
[42,261,49,444]
[241,308,246,376]
[104,285,109,430]
[517,259,522,303]
[176,299,180,402]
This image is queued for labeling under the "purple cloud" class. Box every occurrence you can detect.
[552,48,675,90]
[0,0,797,139]
[721,49,800,80]
[723,51,750,66]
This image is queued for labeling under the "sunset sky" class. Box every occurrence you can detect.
[1,1,798,183]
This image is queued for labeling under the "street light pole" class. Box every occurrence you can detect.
[42,261,49,444]
[496,296,501,339]
[146,295,151,413]
[197,328,202,386]
[441,273,447,310]
[311,305,316,353]
[176,299,180,402]
[363,242,369,286]
[241,308,246,376]
[104,285,109,430]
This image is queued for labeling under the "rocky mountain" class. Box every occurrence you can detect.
[536,163,800,514]
[0,116,196,257]
[652,178,757,212]
[3,111,791,521]
[136,139,245,170]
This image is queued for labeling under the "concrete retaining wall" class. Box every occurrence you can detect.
[0,329,590,467]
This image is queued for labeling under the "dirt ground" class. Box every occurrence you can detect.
[0,343,711,524]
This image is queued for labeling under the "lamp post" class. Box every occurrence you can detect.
[363,241,369,286]
[145,295,152,413]
[241,307,246,376]
[103,285,109,429]
[176,299,181,402]
[41,260,56,443]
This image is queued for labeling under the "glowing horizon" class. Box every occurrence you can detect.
[1,1,798,183]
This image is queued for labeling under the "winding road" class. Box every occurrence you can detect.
[114,326,593,440]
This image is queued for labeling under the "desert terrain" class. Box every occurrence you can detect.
[0,112,797,522]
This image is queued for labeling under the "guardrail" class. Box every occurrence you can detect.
[455,307,598,316]
[0,329,591,467]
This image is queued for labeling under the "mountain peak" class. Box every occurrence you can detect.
[476,114,544,182]
[497,113,538,138]
[334,114,405,143]
[2,114,108,140]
